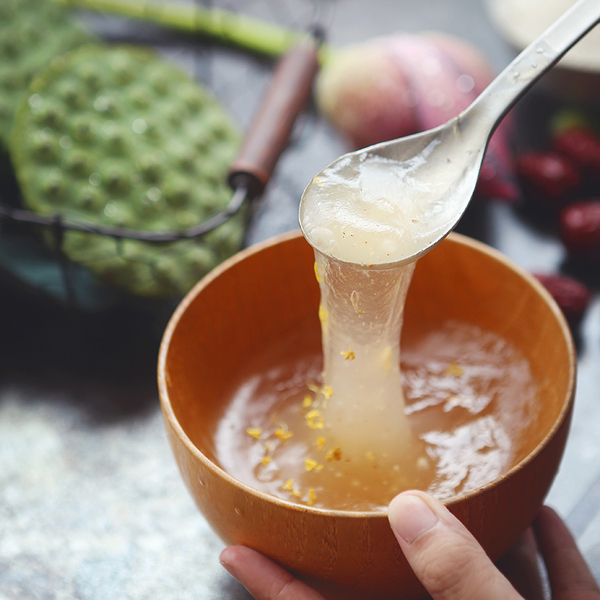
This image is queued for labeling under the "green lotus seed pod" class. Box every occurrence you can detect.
[93,94,119,117]
[176,82,206,113]
[100,121,129,155]
[0,0,92,147]
[197,156,225,184]
[70,114,97,145]
[181,244,217,272]
[174,210,201,229]
[102,200,135,227]
[165,140,195,172]
[0,2,15,21]
[205,217,245,260]
[95,255,136,288]
[40,168,66,201]
[19,21,42,46]
[64,233,116,262]
[165,105,184,129]
[30,129,59,163]
[154,256,186,283]
[3,30,23,58]
[3,71,27,93]
[162,173,192,208]
[108,50,136,86]
[137,153,163,183]
[137,187,165,218]
[129,85,152,110]
[11,44,243,298]
[100,161,131,194]
[148,67,170,95]
[76,62,104,92]
[73,183,105,212]
[57,79,84,109]
[0,100,12,123]
[32,99,66,129]
[62,149,90,176]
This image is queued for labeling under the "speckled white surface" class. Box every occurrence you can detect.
[0,389,250,600]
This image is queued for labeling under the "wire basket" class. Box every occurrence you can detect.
[0,0,337,311]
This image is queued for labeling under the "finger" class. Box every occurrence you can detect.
[220,546,326,600]
[533,506,600,600]
[388,490,523,600]
[497,528,545,600]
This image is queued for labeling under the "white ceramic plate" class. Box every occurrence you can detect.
[485,0,600,106]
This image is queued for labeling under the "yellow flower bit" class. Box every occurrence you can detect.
[313,261,322,283]
[305,409,324,430]
[305,458,323,472]
[261,456,272,467]
[321,386,333,400]
[326,446,342,462]
[340,350,355,361]
[246,427,262,440]
[445,362,464,377]
[302,395,313,408]
[281,479,301,498]
[307,488,317,506]
[318,305,328,329]
[274,423,293,441]
[350,290,365,314]
[313,175,324,188]
[316,437,326,451]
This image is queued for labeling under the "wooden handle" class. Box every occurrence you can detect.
[228,34,321,197]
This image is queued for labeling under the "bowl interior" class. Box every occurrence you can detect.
[161,231,574,488]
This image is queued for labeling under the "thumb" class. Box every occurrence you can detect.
[388,491,524,600]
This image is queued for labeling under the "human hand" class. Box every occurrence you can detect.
[219,490,600,600]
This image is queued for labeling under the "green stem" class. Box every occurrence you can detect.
[53,0,331,60]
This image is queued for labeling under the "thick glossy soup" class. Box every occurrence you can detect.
[214,318,538,511]
[213,132,539,511]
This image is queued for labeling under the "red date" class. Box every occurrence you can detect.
[533,272,592,327]
[552,126,600,184]
[559,200,600,259]
[516,151,581,206]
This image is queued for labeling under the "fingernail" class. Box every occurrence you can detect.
[219,548,238,579]
[388,493,439,545]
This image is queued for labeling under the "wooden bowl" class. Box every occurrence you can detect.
[158,231,576,600]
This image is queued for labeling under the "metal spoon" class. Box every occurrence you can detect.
[300,0,600,266]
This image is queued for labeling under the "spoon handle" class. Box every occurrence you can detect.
[468,0,600,130]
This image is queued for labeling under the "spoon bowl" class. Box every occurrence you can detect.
[300,0,600,266]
